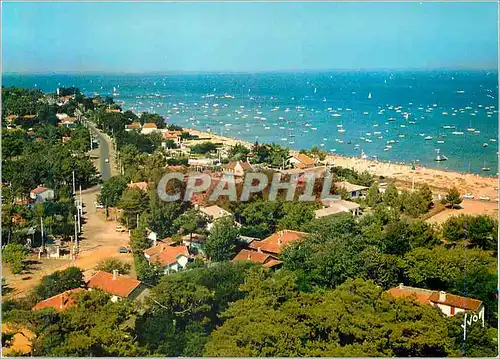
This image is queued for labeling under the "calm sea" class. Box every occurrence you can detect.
[3,71,498,174]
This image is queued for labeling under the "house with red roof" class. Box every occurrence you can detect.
[126,122,142,131]
[232,248,281,268]
[147,245,191,274]
[32,288,85,312]
[86,271,148,302]
[248,230,309,256]
[224,160,252,177]
[289,153,316,169]
[387,284,484,317]
[141,122,159,135]
[29,186,54,203]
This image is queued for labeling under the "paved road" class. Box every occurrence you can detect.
[87,121,112,181]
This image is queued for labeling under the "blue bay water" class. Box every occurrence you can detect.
[3,71,498,174]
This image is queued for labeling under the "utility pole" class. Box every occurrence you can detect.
[72,170,76,195]
[74,215,78,249]
[77,208,81,233]
[40,217,45,252]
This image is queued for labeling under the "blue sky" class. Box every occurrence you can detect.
[2,2,498,73]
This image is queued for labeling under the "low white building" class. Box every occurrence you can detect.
[30,186,55,203]
[199,205,233,231]
[334,181,368,199]
[314,199,360,218]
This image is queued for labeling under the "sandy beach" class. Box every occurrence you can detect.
[184,127,499,201]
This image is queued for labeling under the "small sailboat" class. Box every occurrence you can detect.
[368,92,372,99]
[434,149,448,162]
[113,86,119,96]
[361,150,368,160]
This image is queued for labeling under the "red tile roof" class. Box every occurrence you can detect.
[248,230,309,255]
[32,288,84,311]
[127,122,142,129]
[127,182,149,191]
[86,271,142,298]
[31,186,50,195]
[428,291,483,311]
[163,131,182,139]
[143,241,175,257]
[150,245,189,267]
[293,153,315,167]
[225,161,252,170]
[386,286,433,305]
[142,122,158,129]
[232,249,272,264]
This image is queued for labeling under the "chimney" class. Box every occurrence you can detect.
[277,231,283,246]
[439,291,446,302]
[257,247,262,253]
[247,253,251,260]
[112,269,119,280]
[399,283,404,289]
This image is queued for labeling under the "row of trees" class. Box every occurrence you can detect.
[3,263,497,357]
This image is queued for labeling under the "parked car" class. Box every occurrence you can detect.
[115,225,126,232]
[462,193,474,199]
[479,196,490,201]
[94,201,105,209]
[118,247,130,253]
[105,158,109,163]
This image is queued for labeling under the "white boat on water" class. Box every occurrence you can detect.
[338,129,345,133]
[434,149,448,162]
[368,92,372,99]
[452,131,464,135]
[424,136,433,140]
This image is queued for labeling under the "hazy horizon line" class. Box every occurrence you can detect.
[3,67,498,76]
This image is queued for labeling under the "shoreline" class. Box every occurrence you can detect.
[182,126,499,199]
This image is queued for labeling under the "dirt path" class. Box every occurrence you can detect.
[4,186,135,299]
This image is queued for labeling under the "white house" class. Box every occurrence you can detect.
[223,161,252,177]
[149,245,190,274]
[387,284,484,318]
[334,181,368,199]
[199,205,233,231]
[140,123,159,135]
[30,186,55,203]
[314,199,360,218]
[288,153,315,169]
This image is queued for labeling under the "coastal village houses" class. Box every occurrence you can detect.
[87,271,149,302]
[387,284,485,318]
